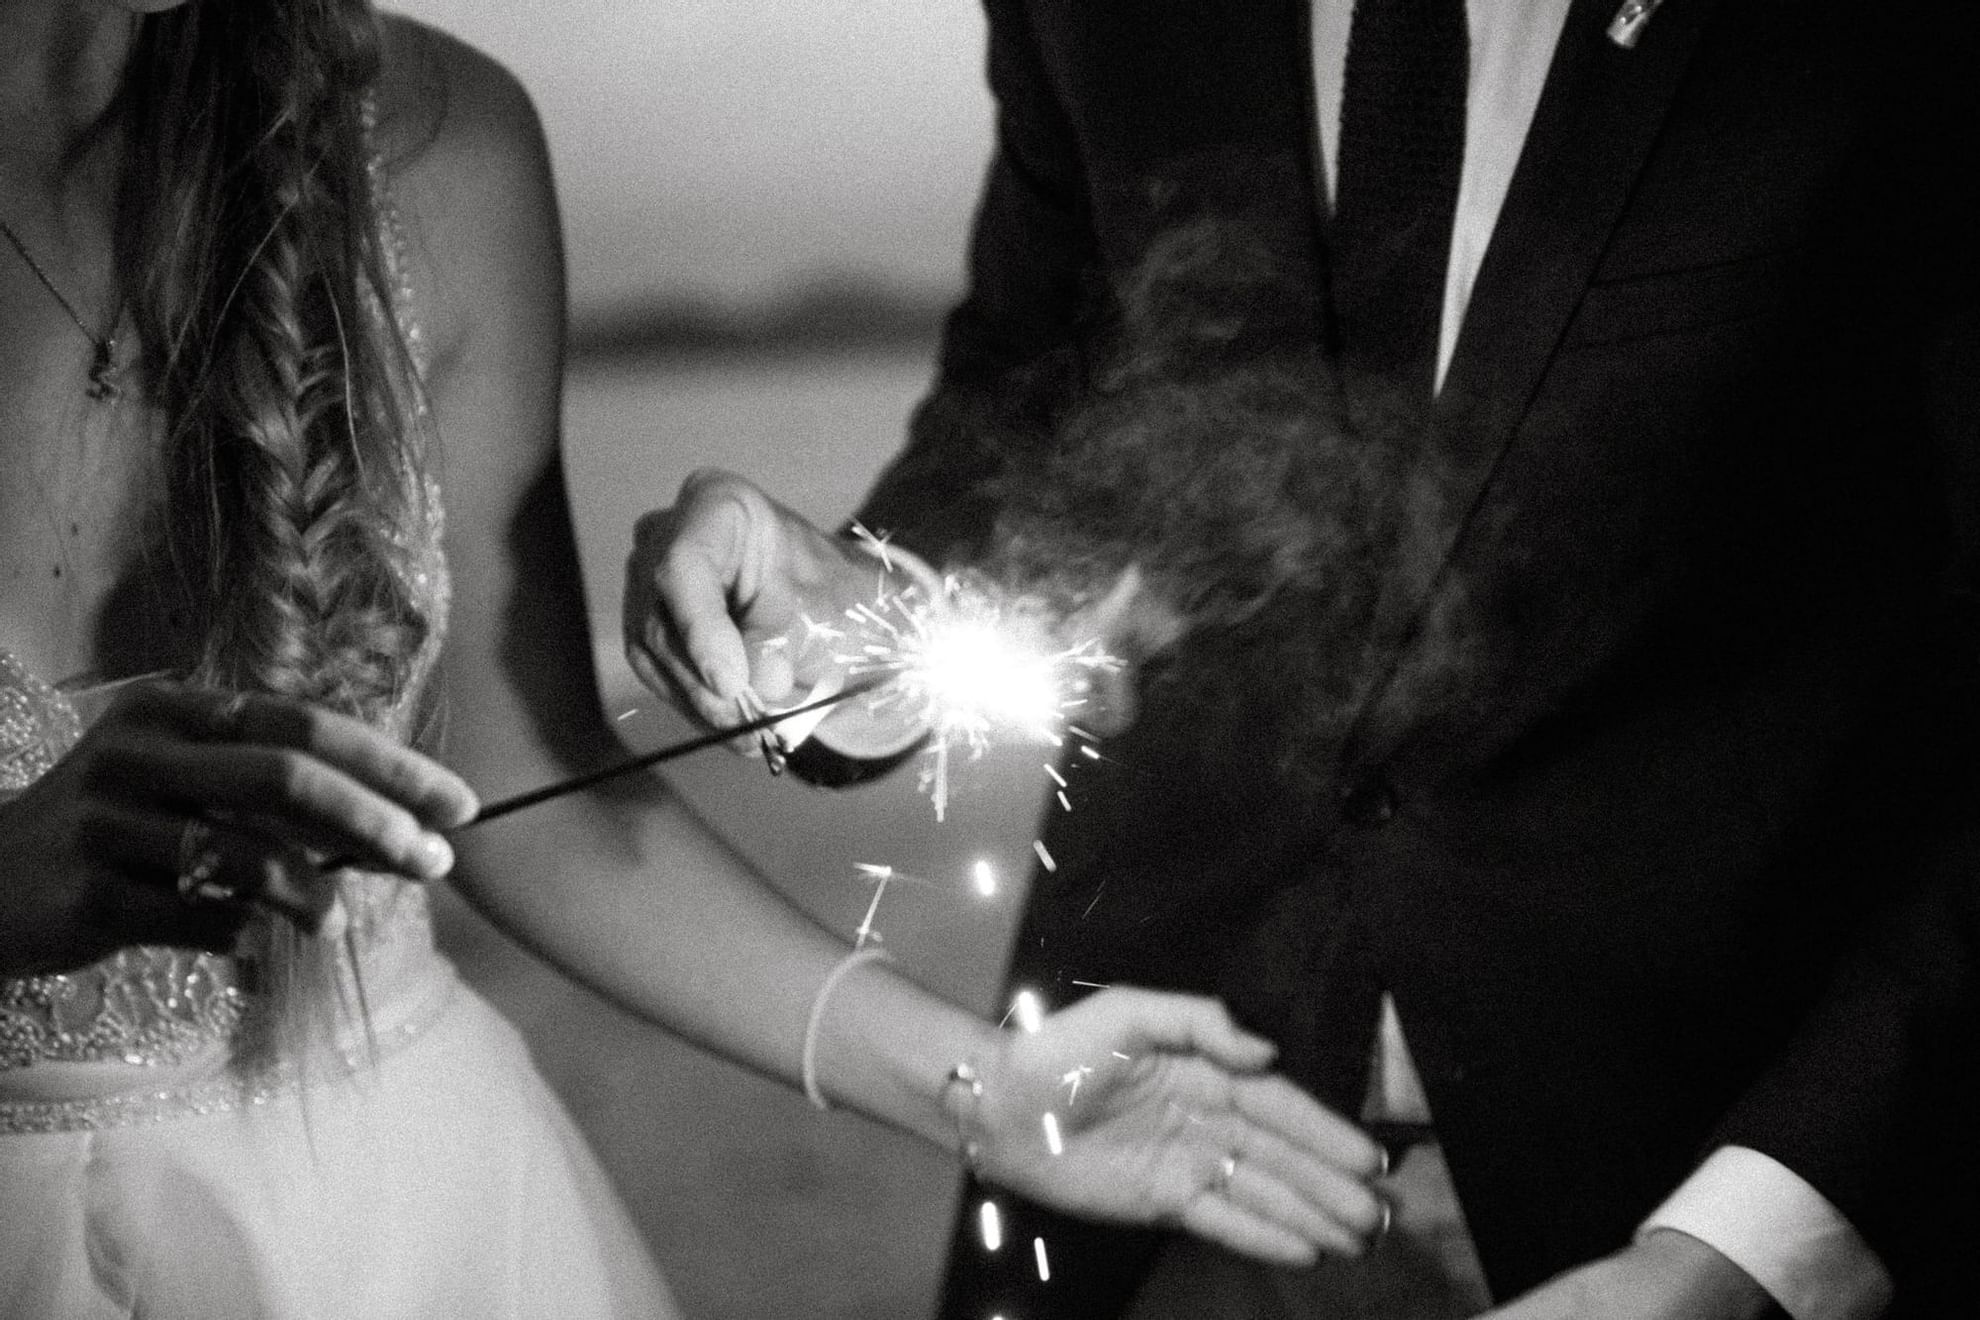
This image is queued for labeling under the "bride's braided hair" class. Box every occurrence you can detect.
[121,0,428,724]
[116,0,432,1062]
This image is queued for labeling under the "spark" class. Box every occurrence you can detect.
[1006,988,1047,1034]
[1034,1237,1052,1282]
[848,520,895,572]
[1044,764,1067,788]
[1041,1111,1064,1156]
[1059,1065,1094,1105]
[849,863,933,950]
[813,574,1119,820]
[1069,980,1111,990]
[1079,884,1107,921]
[799,613,845,646]
[613,706,640,723]
[1056,790,1073,813]
[979,1200,1004,1252]
[1032,840,1057,872]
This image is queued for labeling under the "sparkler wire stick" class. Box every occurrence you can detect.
[463,676,885,829]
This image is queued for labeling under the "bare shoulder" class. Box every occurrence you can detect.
[369,15,564,422]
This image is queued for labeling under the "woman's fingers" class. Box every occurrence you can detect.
[113,685,477,830]
[1084,988,1278,1074]
[221,696,475,828]
[627,478,767,724]
[1225,1122,1388,1244]
[1221,1156,1377,1259]
[1154,1125,1380,1265]
[1176,1191,1325,1268]
[1231,1072,1385,1180]
[646,536,758,719]
[87,803,340,936]
[133,742,453,880]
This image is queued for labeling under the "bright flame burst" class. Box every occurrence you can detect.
[818,575,1119,820]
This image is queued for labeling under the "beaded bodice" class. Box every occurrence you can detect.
[0,118,451,1098]
[0,612,447,1083]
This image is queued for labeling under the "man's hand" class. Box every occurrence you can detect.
[1478,1230,1782,1320]
[623,469,924,753]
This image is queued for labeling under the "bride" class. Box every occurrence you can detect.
[0,0,1388,1315]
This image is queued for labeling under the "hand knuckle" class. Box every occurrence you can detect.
[267,751,314,803]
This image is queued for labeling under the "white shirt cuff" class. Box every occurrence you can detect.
[1639,1146,1893,1320]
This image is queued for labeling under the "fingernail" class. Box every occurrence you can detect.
[444,785,480,828]
[413,833,453,879]
[315,897,350,942]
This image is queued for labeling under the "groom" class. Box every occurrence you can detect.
[626,0,1980,1316]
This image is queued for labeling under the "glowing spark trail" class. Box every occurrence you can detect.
[851,864,895,950]
[1010,989,1047,1034]
[1060,1065,1094,1105]
[813,574,1120,820]
[979,1200,1004,1252]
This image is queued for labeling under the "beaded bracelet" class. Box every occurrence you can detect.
[801,946,893,1110]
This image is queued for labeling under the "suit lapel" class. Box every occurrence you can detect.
[1435,0,1722,478]
[1341,0,1722,764]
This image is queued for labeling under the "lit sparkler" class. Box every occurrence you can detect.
[806,573,1121,821]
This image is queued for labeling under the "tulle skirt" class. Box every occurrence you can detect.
[0,969,678,1320]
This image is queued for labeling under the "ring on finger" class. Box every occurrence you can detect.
[175,819,238,906]
[1214,1152,1239,1195]
[1371,1193,1394,1249]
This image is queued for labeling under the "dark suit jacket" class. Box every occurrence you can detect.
[852,0,1980,1312]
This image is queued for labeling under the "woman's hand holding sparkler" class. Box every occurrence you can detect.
[0,683,477,977]
[964,988,1391,1265]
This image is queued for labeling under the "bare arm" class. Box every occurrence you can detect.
[375,18,1385,1265]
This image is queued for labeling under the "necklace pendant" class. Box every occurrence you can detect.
[87,339,122,402]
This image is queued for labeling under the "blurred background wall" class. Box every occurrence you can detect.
[391,4,1052,1318]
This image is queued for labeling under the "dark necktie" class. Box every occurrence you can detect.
[1306,0,1468,1121]
[1331,0,1469,409]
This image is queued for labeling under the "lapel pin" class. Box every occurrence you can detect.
[1607,0,1667,48]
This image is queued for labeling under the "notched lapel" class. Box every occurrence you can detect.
[1339,0,1722,767]
[1435,0,1721,490]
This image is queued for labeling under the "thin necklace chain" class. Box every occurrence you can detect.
[0,214,125,401]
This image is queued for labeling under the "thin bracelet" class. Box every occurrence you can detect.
[943,1060,987,1171]
[801,946,893,1110]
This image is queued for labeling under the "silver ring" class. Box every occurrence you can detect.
[1215,1153,1239,1195]
[1372,1194,1394,1249]
[174,819,236,905]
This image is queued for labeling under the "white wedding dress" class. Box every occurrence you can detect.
[0,123,680,1319]
[0,641,679,1320]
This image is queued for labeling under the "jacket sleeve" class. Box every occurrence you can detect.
[854,0,1095,564]
[1712,213,1980,1310]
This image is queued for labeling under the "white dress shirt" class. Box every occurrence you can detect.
[1310,5,1891,1316]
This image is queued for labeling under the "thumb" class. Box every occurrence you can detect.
[1095,989,1278,1073]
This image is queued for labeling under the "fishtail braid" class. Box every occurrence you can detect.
[116,0,437,1062]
